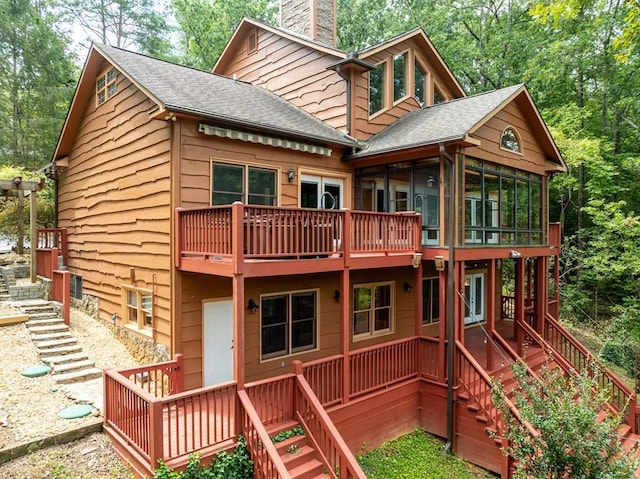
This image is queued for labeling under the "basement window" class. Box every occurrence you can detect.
[70,274,83,300]
[123,286,153,331]
[97,67,117,106]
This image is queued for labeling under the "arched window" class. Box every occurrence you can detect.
[501,127,522,153]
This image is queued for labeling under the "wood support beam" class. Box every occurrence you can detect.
[340,269,350,404]
[233,274,245,389]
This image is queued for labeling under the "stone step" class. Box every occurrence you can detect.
[41,352,89,365]
[54,367,103,384]
[32,331,73,342]
[35,337,78,350]
[27,318,66,327]
[25,312,58,320]
[38,344,83,356]
[28,324,69,334]
[52,359,96,375]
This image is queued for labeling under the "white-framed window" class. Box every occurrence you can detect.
[353,282,394,339]
[97,67,117,106]
[211,161,278,206]
[261,290,317,359]
[422,277,440,324]
[123,286,153,331]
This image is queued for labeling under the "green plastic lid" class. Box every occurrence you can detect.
[58,404,93,419]
[21,365,50,378]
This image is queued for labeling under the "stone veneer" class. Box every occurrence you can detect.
[73,294,170,365]
[280,0,336,46]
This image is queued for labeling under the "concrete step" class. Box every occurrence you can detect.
[41,352,89,365]
[25,312,58,321]
[52,359,96,375]
[32,331,73,342]
[38,344,83,356]
[54,367,103,384]
[28,324,69,334]
[35,337,78,350]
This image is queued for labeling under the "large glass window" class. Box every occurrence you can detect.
[369,63,385,116]
[422,278,439,324]
[211,162,277,206]
[464,159,543,246]
[261,291,317,359]
[393,53,407,102]
[353,282,393,339]
[415,62,427,106]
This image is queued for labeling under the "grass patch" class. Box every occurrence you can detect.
[357,429,494,478]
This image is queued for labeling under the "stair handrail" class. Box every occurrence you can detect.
[490,330,540,380]
[456,341,537,438]
[237,390,291,479]
[293,364,367,479]
[542,313,636,422]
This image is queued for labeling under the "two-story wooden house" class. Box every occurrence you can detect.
[45,1,639,477]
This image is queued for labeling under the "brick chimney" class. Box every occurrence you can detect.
[280,0,337,47]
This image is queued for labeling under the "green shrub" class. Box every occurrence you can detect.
[154,436,252,479]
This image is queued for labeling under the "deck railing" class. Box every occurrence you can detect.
[36,228,68,264]
[245,374,295,428]
[293,365,367,479]
[103,355,238,469]
[302,355,343,407]
[542,313,637,426]
[176,204,421,266]
[420,337,440,381]
[548,222,561,248]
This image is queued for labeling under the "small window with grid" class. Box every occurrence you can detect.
[96,67,117,106]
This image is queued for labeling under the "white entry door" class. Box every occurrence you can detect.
[203,300,234,386]
[464,274,485,325]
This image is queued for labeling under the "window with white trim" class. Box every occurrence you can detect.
[97,67,117,106]
[353,282,393,339]
[211,162,277,206]
[261,290,317,359]
[123,286,153,330]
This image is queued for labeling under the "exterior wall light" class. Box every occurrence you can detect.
[509,250,522,259]
[403,281,413,293]
[247,299,259,314]
[333,290,341,303]
[287,168,295,182]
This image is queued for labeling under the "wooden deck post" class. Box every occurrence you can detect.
[486,259,496,371]
[343,209,351,268]
[515,258,525,356]
[414,260,423,337]
[340,269,350,404]
[173,353,184,393]
[148,399,164,472]
[438,269,447,383]
[231,202,244,275]
[233,274,245,390]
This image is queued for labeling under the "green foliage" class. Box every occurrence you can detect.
[357,429,492,478]
[154,437,252,479]
[492,360,639,478]
[270,425,305,443]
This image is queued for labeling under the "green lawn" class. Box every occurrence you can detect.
[357,429,495,479]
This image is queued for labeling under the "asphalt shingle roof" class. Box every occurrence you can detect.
[351,84,524,158]
[96,44,355,147]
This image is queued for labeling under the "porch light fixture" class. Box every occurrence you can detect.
[247,299,259,314]
[426,176,439,188]
[509,250,522,259]
[333,290,341,303]
[287,168,295,182]
[403,281,413,293]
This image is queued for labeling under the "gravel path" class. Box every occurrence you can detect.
[0,303,141,478]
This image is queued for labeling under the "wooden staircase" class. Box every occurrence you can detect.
[275,430,328,479]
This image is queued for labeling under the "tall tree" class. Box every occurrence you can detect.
[58,0,174,58]
[0,0,77,170]
[170,0,277,70]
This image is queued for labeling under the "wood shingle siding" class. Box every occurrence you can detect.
[56,74,173,346]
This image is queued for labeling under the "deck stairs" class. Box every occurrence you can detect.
[0,276,9,301]
[460,333,640,476]
[20,300,102,384]
[270,424,329,479]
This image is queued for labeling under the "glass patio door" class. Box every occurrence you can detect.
[464,273,485,325]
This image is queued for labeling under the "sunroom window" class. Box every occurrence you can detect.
[369,63,385,116]
[211,162,277,206]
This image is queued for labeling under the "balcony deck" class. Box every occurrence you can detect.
[175,204,422,277]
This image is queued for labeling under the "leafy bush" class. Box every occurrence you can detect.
[154,436,252,479]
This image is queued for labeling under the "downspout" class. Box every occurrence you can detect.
[440,143,456,454]
[335,65,351,136]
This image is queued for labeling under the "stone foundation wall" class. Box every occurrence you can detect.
[8,283,44,300]
[76,294,169,365]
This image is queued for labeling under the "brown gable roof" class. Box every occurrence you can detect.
[348,84,565,169]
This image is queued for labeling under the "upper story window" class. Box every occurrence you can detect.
[123,286,153,332]
[393,53,407,102]
[97,67,117,106]
[353,281,394,340]
[464,158,542,246]
[434,84,445,104]
[501,127,522,153]
[422,277,440,325]
[369,63,385,116]
[211,161,277,206]
[247,29,258,54]
[261,290,317,359]
[415,62,427,106]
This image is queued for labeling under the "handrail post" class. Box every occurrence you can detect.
[231,202,244,274]
[174,208,183,268]
[148,399,163,471]
[342,209,351,268]
[174,353,184,393]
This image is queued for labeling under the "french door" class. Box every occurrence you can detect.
[301,175,343,210]
[464,273,485,325]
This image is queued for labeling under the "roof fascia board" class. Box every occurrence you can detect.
[345,135,475,161]
[358,29,465,98]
